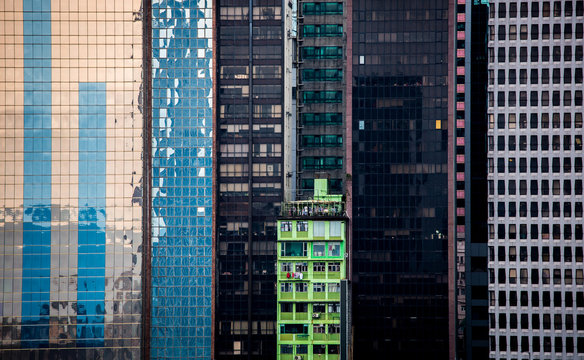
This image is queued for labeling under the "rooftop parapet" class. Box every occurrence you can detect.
[280,199,345,218]
[280,179,346,218]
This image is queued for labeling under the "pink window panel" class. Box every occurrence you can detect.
[457,66,465,76]
[457,13,466,22]
[457,137,465,146]
[456,172,464,181]
[456,102,465,111]
[457,31,465,40]
[457,119,465,128]
[457,0,465,4]
[457,208,465,216]
[457,225,465,233]
[457,48,465,58]
[456,154,465,164]
[457,84,465,93]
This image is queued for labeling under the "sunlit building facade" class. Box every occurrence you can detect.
[0,0,144,357]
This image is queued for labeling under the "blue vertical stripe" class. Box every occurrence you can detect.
[21,0,52,348]
[77,83,107,347]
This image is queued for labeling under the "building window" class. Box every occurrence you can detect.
[328,345,340,354]
[313,345,326,354]
[281,221,292,232]
[302,2,343,15]
[314,222,325,237]
[328,303,340,313]
[297,221,308,232]
[301,46,343,60]
[328,283,340,293]
[328,242,341,257]
[313,283,326,292]
[302,24,343,37]
[313,303,326,313]
[281,242,308,257]
[328,262,340,272]
[295,283,308,292]
[330,222,342,237]
[313,242,325,257]
[280,323,308,334]
[314,262,326,272]
[313,324,326,334]
[280,344,293,354]
[302,68,343,82]
[296,344,308,354]
[328,324,340,334]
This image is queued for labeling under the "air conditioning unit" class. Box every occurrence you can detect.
[312,313,320,318]
[295,356,303,360]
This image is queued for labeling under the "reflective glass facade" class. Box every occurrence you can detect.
[150,0,213,358]
[351,0,451,358]
[0,0,144,357]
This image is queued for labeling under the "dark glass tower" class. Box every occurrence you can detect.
[350,0,451,357]
[215,0,285,358]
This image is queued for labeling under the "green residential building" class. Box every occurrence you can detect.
[277,180,348,360]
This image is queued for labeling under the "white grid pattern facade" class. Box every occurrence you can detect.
[487,1,584,359]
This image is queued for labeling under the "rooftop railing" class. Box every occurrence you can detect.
[280,200,345,218]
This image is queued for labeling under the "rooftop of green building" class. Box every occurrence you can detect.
[280,179,346,218]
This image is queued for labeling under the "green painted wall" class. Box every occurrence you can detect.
[276,217,346,360]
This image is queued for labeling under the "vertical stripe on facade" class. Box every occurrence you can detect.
[76,83,107,347]
[21,0,51,348]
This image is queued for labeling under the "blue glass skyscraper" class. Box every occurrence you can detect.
[150,0,214,358]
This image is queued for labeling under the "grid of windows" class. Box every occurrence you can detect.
[351,0,450,358]
[488,1,584,357]
[296,0,345,195]
[0,0,144,357]
[151,1,213,358]
[216,0,283,357]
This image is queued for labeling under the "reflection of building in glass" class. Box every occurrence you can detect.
[0,0,144,357]
[150,0,214,358]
